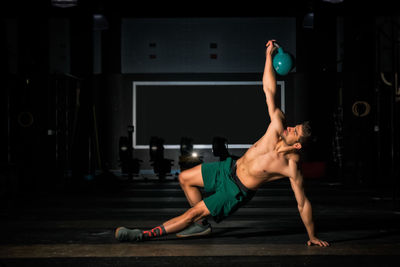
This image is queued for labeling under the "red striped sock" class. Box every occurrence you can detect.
[141,225,167,239]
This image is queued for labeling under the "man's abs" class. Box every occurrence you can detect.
[236,153,287,190]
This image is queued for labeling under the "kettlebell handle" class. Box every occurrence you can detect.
[273,42,281,49]
[271,42,284,54]
[266,41,281,49]
[272,42,284,55]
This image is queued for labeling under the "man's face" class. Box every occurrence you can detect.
[282,124,303,146]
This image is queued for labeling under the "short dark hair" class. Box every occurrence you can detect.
[298,121,311,145]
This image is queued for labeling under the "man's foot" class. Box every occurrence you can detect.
[176,223,212,238]
[115,227,143,242]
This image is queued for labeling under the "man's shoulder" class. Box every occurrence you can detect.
[268,109,285,132]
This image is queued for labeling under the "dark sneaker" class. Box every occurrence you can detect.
[176,223,212,238]
[115,227,143,242]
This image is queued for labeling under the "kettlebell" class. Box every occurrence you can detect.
[272,44,293,76]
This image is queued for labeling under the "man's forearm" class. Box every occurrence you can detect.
[263,51,276,95]
[298,198,316,239]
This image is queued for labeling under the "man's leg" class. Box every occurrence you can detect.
[163,200,210,233]
[178,164,204,207]
[115,200,211,242]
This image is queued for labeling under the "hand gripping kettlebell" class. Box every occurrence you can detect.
[272,44,293,76]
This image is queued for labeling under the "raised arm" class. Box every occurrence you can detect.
[263,40,281,121]
[288,160,330,247]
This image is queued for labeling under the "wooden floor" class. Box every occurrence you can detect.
[1,174,399,266]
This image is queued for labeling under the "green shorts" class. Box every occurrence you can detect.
[202,157,255,223]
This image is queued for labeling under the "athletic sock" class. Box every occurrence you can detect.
[141,225,167,240]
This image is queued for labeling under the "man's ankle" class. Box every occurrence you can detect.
[142,225,167,240]
[196,218,209,226]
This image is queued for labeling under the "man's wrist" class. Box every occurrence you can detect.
[308,234,317,240]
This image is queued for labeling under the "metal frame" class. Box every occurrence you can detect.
[132,81,285,149]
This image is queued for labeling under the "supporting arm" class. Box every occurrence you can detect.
[289,161,330,247]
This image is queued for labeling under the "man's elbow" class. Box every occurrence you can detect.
[297,198,309,213]
[298,198,311,212]
[264,86,275,95]
[297,204,304,213]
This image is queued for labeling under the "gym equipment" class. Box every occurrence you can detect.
[212,136,240,161]
[149,137,174,180]
[352,101,371,117]
[178,137,203,172]
[272,44,293,76]
[119,126,142,179]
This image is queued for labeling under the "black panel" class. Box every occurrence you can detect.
[135,83,283,145]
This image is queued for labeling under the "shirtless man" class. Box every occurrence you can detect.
[115,40,330,247]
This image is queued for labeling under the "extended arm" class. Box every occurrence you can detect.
[263,40,280,120]
[289,161,330,247]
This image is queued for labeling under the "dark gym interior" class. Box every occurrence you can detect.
[1,0,400,266]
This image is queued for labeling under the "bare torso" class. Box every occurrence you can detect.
[235,117,298,190]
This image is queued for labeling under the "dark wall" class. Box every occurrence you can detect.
[121,18,296,73]
[2,1,400,194]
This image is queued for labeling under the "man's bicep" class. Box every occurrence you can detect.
[289,171,306,208]
[265,88,277,118]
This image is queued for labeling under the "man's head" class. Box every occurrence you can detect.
[281,121,312,150]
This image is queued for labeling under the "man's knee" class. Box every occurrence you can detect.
[178,171,188,186]
[178,164,203,188]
